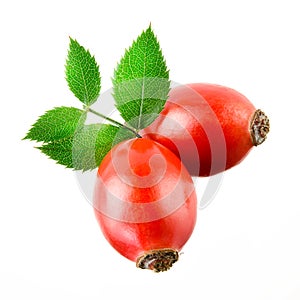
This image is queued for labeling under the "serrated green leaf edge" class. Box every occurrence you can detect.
[38,124,135,171]
[23,106,86,143]
[37,137,74,168]
[65,38,101,106]
[112,25,170,130]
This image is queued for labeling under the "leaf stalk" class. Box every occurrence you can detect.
[85,106,142,138]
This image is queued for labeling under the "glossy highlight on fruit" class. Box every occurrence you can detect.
[141,83,270,176]
[93,138,197,272]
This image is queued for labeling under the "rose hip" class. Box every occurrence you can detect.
[141,83,270,176]
[93,138,197,272]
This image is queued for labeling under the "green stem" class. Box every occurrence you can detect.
[85,106,142,138]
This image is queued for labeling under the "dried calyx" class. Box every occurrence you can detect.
[136,249,179,272]
[250,109,270,146]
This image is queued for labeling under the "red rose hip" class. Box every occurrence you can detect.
[141,83,270,176]
[93,138,197,272]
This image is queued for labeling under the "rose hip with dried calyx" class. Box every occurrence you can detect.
[93,138,197,272]
[141,83,270,176]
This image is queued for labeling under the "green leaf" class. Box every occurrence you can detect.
[38,137,74,168]
[112,25,170,130]
[66,38,101,105]
[38,124,135,171]
[23,106,86,142]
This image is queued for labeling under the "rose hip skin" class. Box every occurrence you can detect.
[141,83,270,176]
[93,138,197,272]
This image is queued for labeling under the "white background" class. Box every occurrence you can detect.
[1,0,299,299]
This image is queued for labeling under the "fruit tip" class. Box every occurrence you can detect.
[250,109,270,146]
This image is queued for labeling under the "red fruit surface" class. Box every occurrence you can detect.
[141,83,269,176]
[93,138,197,272]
